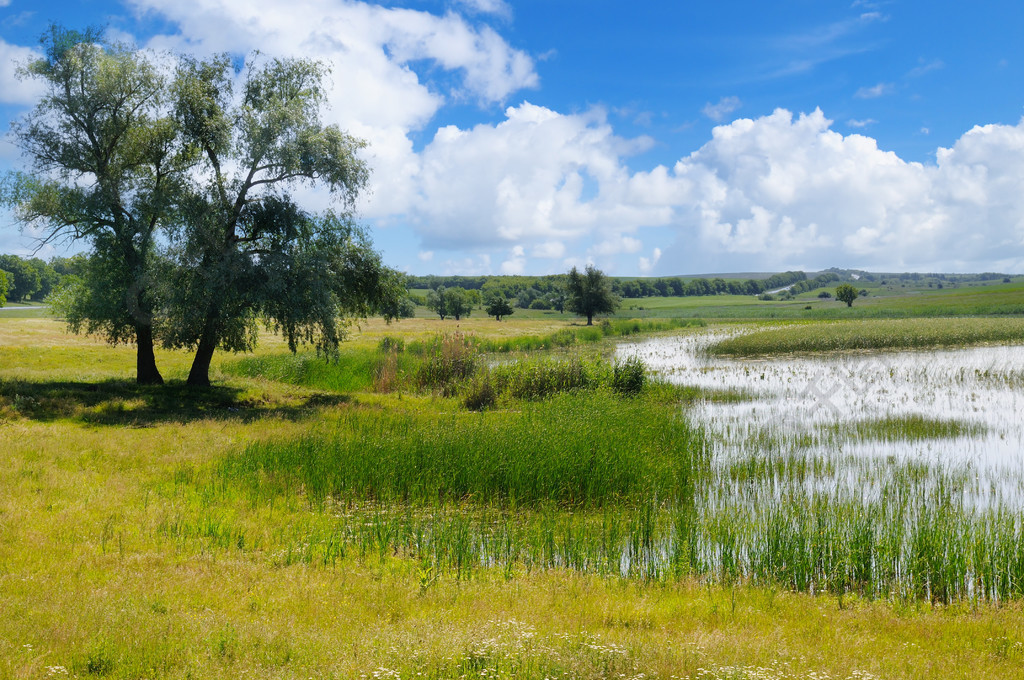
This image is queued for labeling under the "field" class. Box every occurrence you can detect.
[3,285,1024,679]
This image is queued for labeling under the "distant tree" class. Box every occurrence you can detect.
[0,268,9,307]
[485,295,514,321]
[25,258,57,301]
[426,285,448,319]
[547,288,567,312]
[835,283,858,307]
[565,265,619,325]
[0,255,40,302]
[818,291,832,299]
[445,287,472,320]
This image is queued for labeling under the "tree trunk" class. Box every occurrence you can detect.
[187,329,218,387]
[586,313,593,325]
[135,324,163,385]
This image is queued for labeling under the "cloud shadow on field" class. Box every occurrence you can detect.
[0,378,350,427]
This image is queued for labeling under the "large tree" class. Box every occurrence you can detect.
[565,265,619,325]
[165,55,399,386]
[5,26,187,384]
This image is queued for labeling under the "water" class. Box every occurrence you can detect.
[617,331,1024,471]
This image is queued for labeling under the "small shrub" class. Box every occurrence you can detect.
[611,356,646,396]
[818,291,832,299]
[463,373,498,411]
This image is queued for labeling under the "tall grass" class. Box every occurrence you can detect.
[224,391,707,509]
[407,318,705,355]
[709,318,1024,356]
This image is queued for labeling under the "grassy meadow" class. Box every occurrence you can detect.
[3,284,1024,679]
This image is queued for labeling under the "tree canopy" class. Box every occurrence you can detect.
[835,283,859,307]
[4,26,186,383]
[4,28,402,386]
[565,265,619,325]
[485,295,514,321]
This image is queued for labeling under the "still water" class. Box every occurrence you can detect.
[618,331,1024,470]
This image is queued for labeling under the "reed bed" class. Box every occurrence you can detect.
[709,318,1024,357]
[213,389,1024,603]
[226,391,706,509]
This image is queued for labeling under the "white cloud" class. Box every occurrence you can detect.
[417,250,434,262]
[855,82,895,98]
[440,253,491,275]
[847,118,877,128]
[122,0,539,229]
[591,236,643,256]
[702,96,742,122]
[645,109,1024,272]
[500,245,526,274]
[452,0,511,19]
[531,241,565,258]
[0,38,44,105]
[408,102,666,250]
[638,247,661,273]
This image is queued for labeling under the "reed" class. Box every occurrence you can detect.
[709,318,1024,356]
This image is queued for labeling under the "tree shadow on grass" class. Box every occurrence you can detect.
[0,378,350,427]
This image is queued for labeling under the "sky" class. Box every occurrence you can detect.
[1,0,1023,276]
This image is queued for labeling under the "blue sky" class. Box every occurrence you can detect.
[2,0,1023,275]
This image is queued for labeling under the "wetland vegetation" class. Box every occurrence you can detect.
[2,275,1024,679]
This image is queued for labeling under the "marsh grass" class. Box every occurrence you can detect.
[227,391,706,509]
[709,318,1024,356]
[816,415,985,443]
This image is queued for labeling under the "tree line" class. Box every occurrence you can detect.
[0,253,87,305]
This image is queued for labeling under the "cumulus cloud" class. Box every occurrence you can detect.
[407,102,665,251]
[379,98,1024,274]
[702,96,742,122]
[638,247,661,273]
[500,245,526,274]
[532,241,566,258]
[123,0,538,221]
[646,109,1024,272]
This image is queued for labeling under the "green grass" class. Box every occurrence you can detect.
[613,279,1024,320]
[6,313,1024,678]
[709,318,1024,356]
[226,390,706,509]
